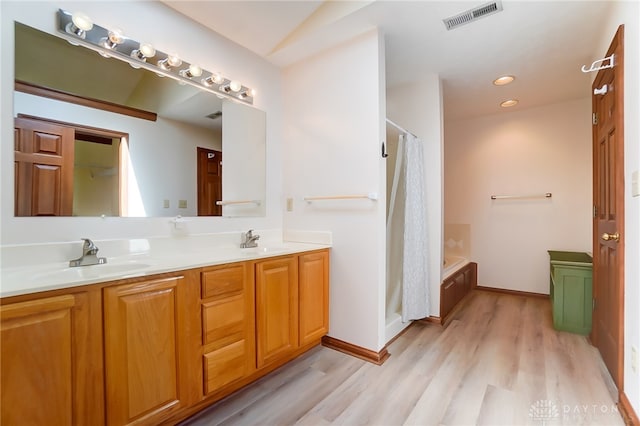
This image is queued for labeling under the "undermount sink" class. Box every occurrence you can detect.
[240,246,289,256]
[29,261,152,282]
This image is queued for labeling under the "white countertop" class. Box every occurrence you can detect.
[1,233,331,298]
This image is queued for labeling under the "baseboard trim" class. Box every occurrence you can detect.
[321,336,390,365]
[475,286,549,299]
[619,391,639,426]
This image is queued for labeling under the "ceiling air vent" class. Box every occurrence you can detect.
[443,1,503,30]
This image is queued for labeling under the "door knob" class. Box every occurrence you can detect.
[601,232,620,242]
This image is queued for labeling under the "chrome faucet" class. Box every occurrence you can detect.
[240,229,260,248]
[69,238,107,267]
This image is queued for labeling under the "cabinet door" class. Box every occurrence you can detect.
[201,263,255,395]
[299,251,329,346]
[1,292,102,425]
[255,256,298,368]
[103,276,188,425]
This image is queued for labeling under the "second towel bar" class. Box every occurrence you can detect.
[304,193,379,202]
[491,193,552,200]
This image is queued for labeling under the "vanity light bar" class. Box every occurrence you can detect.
[56,9,254,105]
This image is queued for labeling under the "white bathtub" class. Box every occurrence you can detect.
[442,255,470,281]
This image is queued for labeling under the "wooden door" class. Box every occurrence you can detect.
[298,251,330,346]
[255,257,298,368]
[592,25,625,389]
[201,263,255,395]
[1,293,103,425]
[14,117,74,216]
[103,276,188,425]
[197,147,222,216]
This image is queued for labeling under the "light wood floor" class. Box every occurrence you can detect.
[182,290,624,425]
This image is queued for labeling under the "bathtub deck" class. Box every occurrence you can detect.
[182,290,622,426]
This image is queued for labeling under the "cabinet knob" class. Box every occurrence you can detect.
[601,232,620,242]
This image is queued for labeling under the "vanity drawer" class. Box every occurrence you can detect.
[201,265,245,299]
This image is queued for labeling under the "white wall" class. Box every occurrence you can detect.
[597,0,640,416]
[282,30,387,351]
[1,1,283,244]
[444,98,593,294]
[387,77,444,316]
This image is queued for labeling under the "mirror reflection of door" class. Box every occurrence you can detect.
[197,147,222,216]
[14,115,124,217]
[14,117,74,216]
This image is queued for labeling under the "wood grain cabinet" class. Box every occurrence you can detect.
[1,291,103,425]
[201,263,255,395]
[298,251,330,346]
[0,249,330,425]
[255,251,330,369]
[255,256,299,368]
[103,275,192,426]
[440,262,477,320]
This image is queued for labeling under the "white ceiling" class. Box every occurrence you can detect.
[162,0,614,120]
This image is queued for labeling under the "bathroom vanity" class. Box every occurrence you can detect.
[0,242,329,425]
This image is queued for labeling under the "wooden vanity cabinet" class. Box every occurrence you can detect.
[255,256,299,368]
[298,251,330,346]
[0,290,103,426]
[254,251,330,369]
[0,249,330,425]
[103,273,197,426]
[200,263,255,395]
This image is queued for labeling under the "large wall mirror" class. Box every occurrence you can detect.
[14,22,266,218]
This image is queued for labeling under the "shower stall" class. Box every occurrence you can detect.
[385,119,430,343]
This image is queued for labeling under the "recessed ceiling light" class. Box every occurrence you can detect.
[500,99,519,108]
[493,75,515,86]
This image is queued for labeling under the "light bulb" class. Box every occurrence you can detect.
[71,12,93,31]
[101,28,124,49]
[108,29,124,45]
[158,54,182,70]
[189,64,202,77]
[167,55,182,67]
[203,73,225,87]
[212,73,224,84]
[229,80,242,92]
[66,11,93,38]
[131,43,155,61]
[180,64,202,79]
[139,43,156,58]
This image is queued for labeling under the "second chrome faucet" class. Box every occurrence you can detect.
[69,238,107,267]
[240,230,260,248]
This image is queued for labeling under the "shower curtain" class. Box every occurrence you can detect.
[387,132,430,322]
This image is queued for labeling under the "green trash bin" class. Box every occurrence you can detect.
[548,251,593,335]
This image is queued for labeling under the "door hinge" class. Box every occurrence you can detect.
[593,298,596,311]
[593,205,598,218]
[592,112,598,125]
